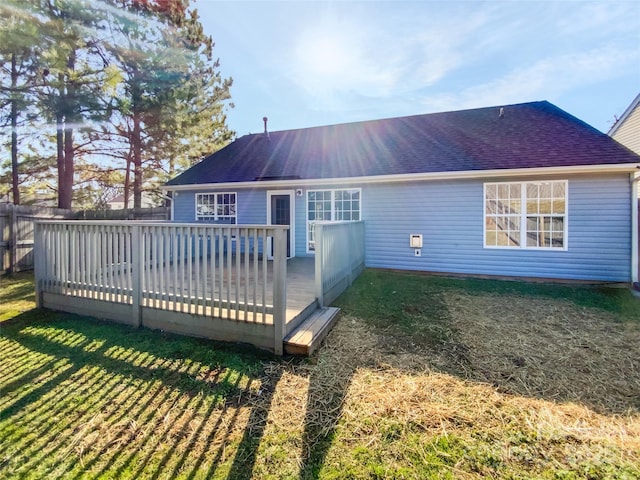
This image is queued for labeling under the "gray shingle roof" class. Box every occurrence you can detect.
[166,101,640,186]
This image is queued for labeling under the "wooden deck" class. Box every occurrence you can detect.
[160,255,339,355]
[35,221,365,356]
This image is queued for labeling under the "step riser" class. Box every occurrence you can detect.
[283,307,341,356]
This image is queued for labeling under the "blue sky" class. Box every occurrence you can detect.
[196,1,640,136]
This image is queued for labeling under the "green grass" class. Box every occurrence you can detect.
[334,270,640,349]
[0,272,36,321]
[1,270,639,479]
[0,276,268,479]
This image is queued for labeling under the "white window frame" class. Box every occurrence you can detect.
[484,180,568,251]
[306,188,362,253]
[195,192,237,224]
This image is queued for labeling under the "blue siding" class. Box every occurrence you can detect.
[173,189,266,224]
[171,174,632,281]
[363,175,631,281]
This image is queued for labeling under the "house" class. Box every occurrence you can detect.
[609,93,640,156]
[164,101,640,284]
[609,93,640,201]
[106,192,156,210]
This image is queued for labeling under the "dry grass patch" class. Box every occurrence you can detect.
[243,271,640,478]
[244,312,640,479]
[447,293,640,413]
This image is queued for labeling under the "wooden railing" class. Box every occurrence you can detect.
[313,221,365,306]
[34,221,289,354]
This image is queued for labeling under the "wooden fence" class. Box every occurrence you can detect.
[0,204,73,274]
[75,207,169,221]
[35,221,289,354]
[0,204,169,274]
[314,221,365,306]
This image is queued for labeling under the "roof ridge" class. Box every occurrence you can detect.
[253,100,550,136]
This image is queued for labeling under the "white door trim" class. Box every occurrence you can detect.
[267,190,295,259]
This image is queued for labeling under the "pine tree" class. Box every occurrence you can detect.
[0,2,45,204]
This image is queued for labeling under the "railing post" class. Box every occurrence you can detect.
[131,224,142,327]
[314,223,324,307]
[273,227,287,355]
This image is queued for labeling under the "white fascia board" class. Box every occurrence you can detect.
[161,163,640,192]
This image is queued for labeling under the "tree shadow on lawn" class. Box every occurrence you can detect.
[277,308,639,479]
[0,309,279,480]
[272,271,640,478]
[2,279,639,480]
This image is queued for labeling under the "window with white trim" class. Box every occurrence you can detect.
[484,181,567,249]
[307,188,361,252]
[195,192,237,223]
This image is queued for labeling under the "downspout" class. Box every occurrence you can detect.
[632,171,639,285]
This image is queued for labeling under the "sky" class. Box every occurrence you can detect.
[195,0,640,137]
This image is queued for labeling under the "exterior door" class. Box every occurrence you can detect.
[267,190,295,258]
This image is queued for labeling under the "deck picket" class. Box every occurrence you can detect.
[261,229,267,322]
[243,228,249,320]
[252,228,258,320]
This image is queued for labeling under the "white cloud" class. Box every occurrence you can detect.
[421,47,640,113]
[287,7,491,105]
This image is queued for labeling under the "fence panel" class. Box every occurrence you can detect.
[0,204,73,274]
[1,204,168,275]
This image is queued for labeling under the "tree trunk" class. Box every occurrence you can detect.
[56,80,65,209]
[10,53,20,205]
[124,147,132,209]
[57,50,76,210]
[60,126,74,209]
[132,107,142,209]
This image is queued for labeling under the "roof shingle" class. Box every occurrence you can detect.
[166,101,640,186]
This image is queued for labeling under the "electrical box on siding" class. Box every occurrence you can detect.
[409,234,423,248]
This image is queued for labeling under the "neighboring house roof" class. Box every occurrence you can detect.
[166,101,640,187]
[608,92,640,155]
[106,193,155,208]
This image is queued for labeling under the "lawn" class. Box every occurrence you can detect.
[1,271,639,479]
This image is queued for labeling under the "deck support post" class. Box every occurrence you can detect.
[273,227,288,355]
[131,224,142,327]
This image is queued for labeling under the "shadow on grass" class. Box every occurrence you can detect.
[2,265,638,479]
[0,309,278,479]
[298,357,356,480]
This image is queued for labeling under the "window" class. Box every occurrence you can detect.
[307,189,361,252]
[195,192,237,223]
[484,181,567,249]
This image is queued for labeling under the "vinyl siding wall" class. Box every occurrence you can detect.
[173,188,266,225]
[362,174,631,281]
[171,173,632,281]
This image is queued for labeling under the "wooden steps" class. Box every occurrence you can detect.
[283,307,340,356]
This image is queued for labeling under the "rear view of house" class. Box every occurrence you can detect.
[165,101,640,283]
